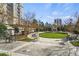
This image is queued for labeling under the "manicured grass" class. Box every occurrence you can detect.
[0,53,9,56]
[71,41,79,46]
[16,35,35,42]
[39,32,68,38]
[16,35,27,40]
[19,37,35,42]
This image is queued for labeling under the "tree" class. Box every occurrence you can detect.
[38,20,45,31]
[25,12,35,21]
[0,23,7,37]
[14,27,19,33]
[40,21,44,31]
[74,17,79,34]
[32,19,38,23]
[73,12,79,34]
[24,12,36,33]
[31,19,38,30]
[64,18,73,32]
[45,22,52,31]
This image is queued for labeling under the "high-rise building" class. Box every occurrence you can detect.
[54,18,62,26]
[0,3,23,25]
[0,4,3,22]
[0,3,24,35]
[52,18,62,31]
[13,3,23,25]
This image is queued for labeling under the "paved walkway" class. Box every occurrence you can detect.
[0,41,29,56]
[11,43,30,52]
[0,38,65,56]
[0,32,79,56]
[0,49,27,56]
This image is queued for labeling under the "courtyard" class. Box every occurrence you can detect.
[0,32,79,56]
[0,3,79,56]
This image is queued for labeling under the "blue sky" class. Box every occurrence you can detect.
[23,3,79,24]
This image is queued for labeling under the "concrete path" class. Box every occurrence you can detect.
[0,32,78,56]
[0,49,27,56]
[10,43,30,52]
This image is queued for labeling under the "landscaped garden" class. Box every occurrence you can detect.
[0,53,9,56]
[39,32,68,38]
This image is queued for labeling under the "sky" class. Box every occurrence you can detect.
[23,3,79,24]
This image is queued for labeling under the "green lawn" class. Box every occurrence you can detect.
[0,53,9,56]
[18,37,35,42]
[71,41,79,46]
[16,35,35,42]
[39,32,68,38]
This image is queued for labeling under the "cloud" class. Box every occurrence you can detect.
[45,4,52,9]
[52,11,59,16]
[52,11,63,16]
[47,15,76,24]
[64,7,71,11]
[52,4,73,13]
[47,15,75,20]
[62,16,72,19]
[62,4,74,11]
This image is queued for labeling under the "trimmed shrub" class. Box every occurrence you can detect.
[0,23,7,37]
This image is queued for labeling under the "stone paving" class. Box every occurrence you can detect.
[0,40,27,51]
[0,49,27,56]
[13,42,70,56]
[0,37,79,56]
